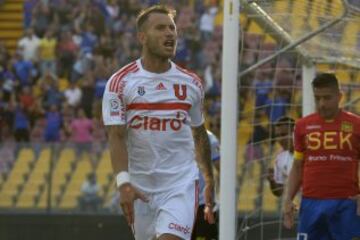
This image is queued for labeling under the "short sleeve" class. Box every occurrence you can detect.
[189,84,205,127]
[274,157,285,184]
[102,79,126,126]
[294,121,305,160]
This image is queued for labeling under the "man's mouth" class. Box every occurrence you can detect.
[164,40,175,49]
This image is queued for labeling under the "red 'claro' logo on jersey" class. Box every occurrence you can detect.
[168,223,191,235]
[306,131,353,150]
[128,114,186,131]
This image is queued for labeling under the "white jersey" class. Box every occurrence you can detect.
[102,59,204,193]
[274,150,293,184]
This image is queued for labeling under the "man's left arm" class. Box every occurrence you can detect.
[192,124,215,224]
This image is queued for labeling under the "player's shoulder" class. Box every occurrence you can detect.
[173,63,204,89]
[295,112,319,127]
[340,110,360,122]
[106,60,140,93]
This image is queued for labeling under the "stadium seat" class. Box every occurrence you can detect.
[273,0,289,13]
[0,0,23,53]
[341,23,358,51]
[0,148,35,207]
[0,193,14,208]
[16,148,51,208]
[96,149,112,197]
[238,162,261,212]
[336,69,352,85]
[36,148,76,209]
[262,182,278,212]
[58,155,92,209]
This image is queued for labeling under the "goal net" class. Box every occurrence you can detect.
[236,0,360,239]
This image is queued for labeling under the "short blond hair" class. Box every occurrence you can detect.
[136,5,176,31]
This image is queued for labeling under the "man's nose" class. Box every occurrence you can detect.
[165,27,175,36]
[318,98,326,108]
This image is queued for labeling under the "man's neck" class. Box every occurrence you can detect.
[323,108,341,121]
[141,55,171,73]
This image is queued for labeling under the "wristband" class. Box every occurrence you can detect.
[116,171,130,188]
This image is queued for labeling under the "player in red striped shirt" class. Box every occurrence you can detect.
[284,73,360,239]
[102,5,215,240]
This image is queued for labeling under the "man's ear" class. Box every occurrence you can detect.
[137,32,145,45]
[338,90,343,103]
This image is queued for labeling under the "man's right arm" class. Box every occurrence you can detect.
[285,158,303,202]
[283,157,303,229]
[106,125,128,174]
[106,125,147,225]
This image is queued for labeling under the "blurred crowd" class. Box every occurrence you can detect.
[0,0,224,175]
[0,0,305,179]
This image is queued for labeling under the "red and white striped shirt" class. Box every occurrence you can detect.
[102,59,204,193]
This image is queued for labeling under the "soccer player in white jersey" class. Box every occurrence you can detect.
[192,130,220,240]
[102,5,215,240]
[267,116,295,197]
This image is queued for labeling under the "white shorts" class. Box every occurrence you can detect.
[134,180,199,240]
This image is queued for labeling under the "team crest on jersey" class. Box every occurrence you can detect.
[109,99,120,116]
[137,86,146,96]
[341,121,353,132]
[173,84,187,100]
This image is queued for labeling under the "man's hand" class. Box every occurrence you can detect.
[283,200,297,229]
[203,180,215,224]
[119,183,148,225]
[349,194,360,216]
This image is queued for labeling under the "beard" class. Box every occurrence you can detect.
[145,38,176,59]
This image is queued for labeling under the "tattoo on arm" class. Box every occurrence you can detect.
[193,125,214,181]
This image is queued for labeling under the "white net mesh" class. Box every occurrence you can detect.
[236,0,360,239]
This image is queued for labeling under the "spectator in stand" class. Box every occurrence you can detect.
[52,0,75,31]
[64,82,82,108]
[18,86,35,118]
[66,108,94,165]
[94,74,107,100]
[80,24,98,54]
[43,104,62,142]
[80,73,95,118]
[71,50,93,82]
[42,79,64,109]
[57,30,79,78]
[199,5,218,41]
[266,89,289,123]
[17,28,40,63]
[254,70,272,110]
[30,117,45,157]
[23,0,37,29]
[0,128,16,178]
[244,113,269,176]
[78,172,102,212]
[1,61,17,102]
[38,29,57,77]
[12,51,36,87]
[174,30,189,67]
[32,1,54,37]
[13,102,31,142]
